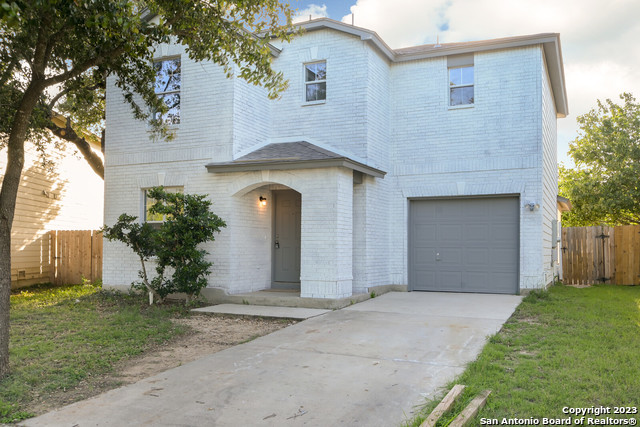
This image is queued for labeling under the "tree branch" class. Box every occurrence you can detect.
[46,117,104,179]
[44,46,126,87]
[47,82,101,111]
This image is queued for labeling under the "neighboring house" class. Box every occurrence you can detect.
[0,121,104,288]
[103,18,568,299]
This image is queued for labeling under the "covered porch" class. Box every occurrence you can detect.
[205,141,385,299]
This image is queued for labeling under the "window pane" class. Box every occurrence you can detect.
[449,68,462,86]
[145,187,183,222]
[145,196,164,222]
[154,59,181,94]
[305,64,316,82]
[450,86,474,106]
[462,86,474,104]
[305,62,326,82]
[306,82,326,102]
[461,66,474,85]
[450,87,461,105]
[155,94,180,124]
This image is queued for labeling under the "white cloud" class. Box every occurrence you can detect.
[293,4,329,23]
[340,0,640,162]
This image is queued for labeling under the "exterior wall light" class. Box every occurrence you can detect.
[260,196,267,207]
[525,201,539,211]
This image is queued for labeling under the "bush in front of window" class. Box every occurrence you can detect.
[102,187,226,304]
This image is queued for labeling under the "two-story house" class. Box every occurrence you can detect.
[103,18,567,301]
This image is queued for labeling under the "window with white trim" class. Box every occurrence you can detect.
[304,61,326,102]
[447,53,474,107]
[153,57,181,125]
[449,65,474,106]
[144,186,183,227]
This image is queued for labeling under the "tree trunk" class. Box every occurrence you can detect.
[0,82,44,378]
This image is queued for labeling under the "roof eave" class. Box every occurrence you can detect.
[542,37,569,117]
[206,157,386,178]
[393,34,568,117]
[295,19,395,61]
[295,20,569,117]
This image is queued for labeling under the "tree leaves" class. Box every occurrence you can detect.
[559,93,640,226]
[1,0,296,150]
[103,188,227,302]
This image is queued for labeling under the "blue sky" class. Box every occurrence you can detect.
[286,0,640,166]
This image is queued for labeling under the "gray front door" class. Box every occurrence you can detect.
[409,197,519,294]
[273,190,301,284]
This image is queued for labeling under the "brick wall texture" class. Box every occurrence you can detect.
[104,26,562,298]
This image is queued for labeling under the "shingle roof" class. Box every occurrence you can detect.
[205,141,386,178]
[235,141,342,162]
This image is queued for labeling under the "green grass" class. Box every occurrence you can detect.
[1,282,191,423]
[404,284,640,426]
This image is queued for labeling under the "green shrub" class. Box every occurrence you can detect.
[102,187,226,304]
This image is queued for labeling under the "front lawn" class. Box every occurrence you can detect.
[405,284,640,426]
[1,283,190,423]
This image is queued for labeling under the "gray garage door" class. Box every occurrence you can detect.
[409,197,519,294]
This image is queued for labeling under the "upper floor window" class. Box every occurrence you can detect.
[144,186,183,227]
[447,53,474,107]
[449,65,474,106]
[304,61,326,103]
[154,58,181,125]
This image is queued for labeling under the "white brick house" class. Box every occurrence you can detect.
[103,18,568,299]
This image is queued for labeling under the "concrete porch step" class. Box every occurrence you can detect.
[192,304,331,320]
[199,285,408,310]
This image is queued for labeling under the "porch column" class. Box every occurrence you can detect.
[300,168,353,298]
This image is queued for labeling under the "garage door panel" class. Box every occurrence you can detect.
[491,223,518,240]
[438,248,462,266]
[465,248,489,265]
[463,272,490,290]
[413,248,436,268]
[437,225,463,242]
[436,271,462,290]
[465,224,490,242]
[492,248,519,266]
[488,272,519,293]
[414,224,437,242]
[410,197,519,294]
[413,271,436,287]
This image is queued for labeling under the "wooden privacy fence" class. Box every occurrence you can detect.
[49,230,103,285]
[562,225,640,285]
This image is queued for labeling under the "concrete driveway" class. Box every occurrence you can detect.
[22,292,522,427]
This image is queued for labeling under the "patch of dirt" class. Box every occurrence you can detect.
[116,315,295,382]
[26,314,296,417]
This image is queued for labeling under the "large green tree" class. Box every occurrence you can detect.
[0,0,295,378]
[559,93,640,226]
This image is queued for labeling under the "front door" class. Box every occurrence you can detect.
[273,190,301,286]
